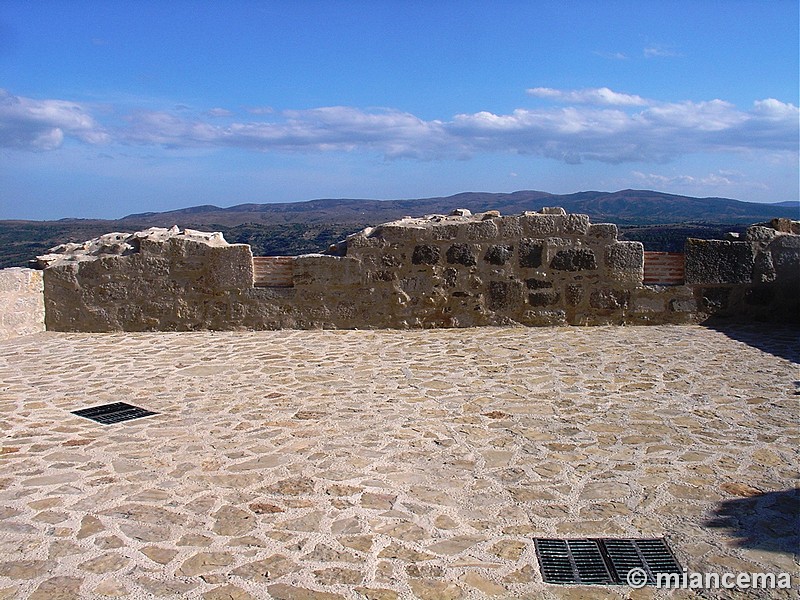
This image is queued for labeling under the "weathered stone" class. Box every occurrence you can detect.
[141,546,178,564]
[528,290,559,306]
[565,283,584,306]
[314,567,364,585]
[685,239,755,284]
[212,505,254,536]
[202,585,257,600]
[176,552,234,577]
[484,244,513,265]
[266,584,347,600]
[589,289,629,310]
[606,242,644,280]
[353,588,399,600]
[0,268,45,341]
[29,576,83,600]
[487,280,523,311]
[518,239,544,268]
[446,244,477,267]
[408,579,464,600]
[79,553,129,574]
[550,248,597,271]
[412,245,440,265]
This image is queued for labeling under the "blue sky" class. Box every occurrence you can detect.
[1,0,798,220]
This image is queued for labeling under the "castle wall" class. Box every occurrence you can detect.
[35,212,799,332]
[0,268,45,340]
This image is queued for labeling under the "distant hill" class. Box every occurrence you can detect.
[1,189,796,267]
[117,189,798,227]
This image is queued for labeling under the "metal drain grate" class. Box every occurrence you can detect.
[71,402,158,425]
[534,538,681,585]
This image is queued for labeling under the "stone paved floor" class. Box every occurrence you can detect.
[0,325,797,600]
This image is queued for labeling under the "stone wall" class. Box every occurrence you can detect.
[0,268,45,340]
[36,211,799,331]
[685,218,800,321]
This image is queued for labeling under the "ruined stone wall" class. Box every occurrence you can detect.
[685,218,800,322]
[0,268,45,340]
[37,212,799,331]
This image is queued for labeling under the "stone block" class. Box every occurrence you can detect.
[606,242,644,282]
[411,245,440,266]
[518,240,544,268]
[550,248,598,271]
[767,234,800,284]
[484,245,513,266]
[565,284,584,306]
[684,239,755,284]
[293,255,361,286]
[446,244,477,267]
[589,289,629,310]
[560,214,590,235]
[587,223,618,240]
[525,278,552,289]
[463,220,499,241]
[487,280,523,311]
[520,214,559,237]
[528,290,559,306]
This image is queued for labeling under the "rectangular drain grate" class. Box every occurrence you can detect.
[71,402,158,425]
[534,538,681,585]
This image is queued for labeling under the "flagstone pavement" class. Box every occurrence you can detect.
[0,324,797,599]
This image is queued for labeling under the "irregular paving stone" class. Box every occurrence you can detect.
[489,539,526,560]
[140,546,178,564]
[231,554,299,582]
[314,567,364,585]
[176,552,234,577]
[361,492,396,509]
[408,579,464,600]
[136,576,199,596]
[93,578,129,597]
[266,584,347,600]
[426,536,481,555]
[378,543,436,562]
[29,576,83,600]
[202,584,257,600]
[264,476,316,496]
[213,505,254,536]
[459,572,506,595]
[248,502,284,514]
[720,482,763,497]
[353,588,399,600]
[79,553,129,574]
[0,560,53,579]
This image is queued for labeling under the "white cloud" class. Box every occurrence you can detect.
[644,45,681,58]
[1,87,797,168]
[0,89,109,150]
[205,107,233,117]
[527,87,648,106]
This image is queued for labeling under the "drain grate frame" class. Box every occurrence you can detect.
[534,538,681,586]
[71,402,158,425]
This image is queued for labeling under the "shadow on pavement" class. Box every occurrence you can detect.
[704,488,800,557]
[702,319,800,364]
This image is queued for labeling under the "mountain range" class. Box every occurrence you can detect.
[119,189,798,227]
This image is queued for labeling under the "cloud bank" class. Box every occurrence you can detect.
[1,87,797,165]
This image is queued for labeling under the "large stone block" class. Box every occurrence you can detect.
[484,244,513,266]
[684,239,755,284]
[446,244,477,267]
[606,242,644,282]
[411,245,441,266]
[550,248,597,271]
[518,240,544,268]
